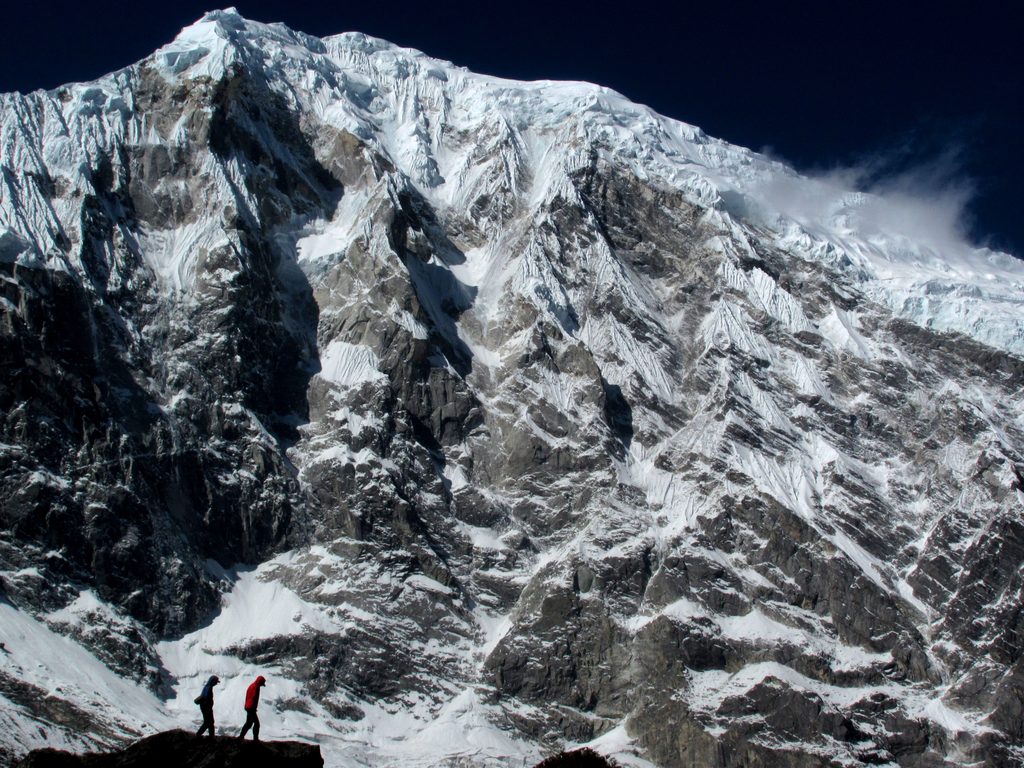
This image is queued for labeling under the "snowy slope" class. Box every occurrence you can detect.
[3,10,1021,354]
[1,9,1023,768]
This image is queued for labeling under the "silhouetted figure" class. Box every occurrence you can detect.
[194,675,219,736]
[239,675,266,740]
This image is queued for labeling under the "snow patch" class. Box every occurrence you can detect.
[318,340,386,387]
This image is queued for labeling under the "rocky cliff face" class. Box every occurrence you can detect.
[1,10,1023,768]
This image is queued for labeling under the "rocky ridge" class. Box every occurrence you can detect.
[16,730,323,768]
[1,9,1023,768]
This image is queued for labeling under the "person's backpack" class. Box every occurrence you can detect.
[194,676,217,705]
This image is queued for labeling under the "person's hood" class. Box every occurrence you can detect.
[255,675,266,686]
[207,675,219,685]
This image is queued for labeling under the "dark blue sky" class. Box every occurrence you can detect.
[2,1,1021,257]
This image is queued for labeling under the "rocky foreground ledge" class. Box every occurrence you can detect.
[534,748,617,767]
[16,730,324,768]
[12,731,618,768]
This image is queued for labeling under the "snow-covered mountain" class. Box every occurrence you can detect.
[2,9,1023,767]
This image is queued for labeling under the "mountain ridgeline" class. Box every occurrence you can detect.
[1,10,1023,768]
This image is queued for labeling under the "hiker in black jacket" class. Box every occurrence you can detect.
[195,675,220,736]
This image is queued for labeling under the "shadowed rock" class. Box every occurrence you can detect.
[16,730,323,768]
[534,748,618,768]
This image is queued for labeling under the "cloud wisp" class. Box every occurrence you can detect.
[749,139,987,263]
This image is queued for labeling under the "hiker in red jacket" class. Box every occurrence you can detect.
[239,675,266,740]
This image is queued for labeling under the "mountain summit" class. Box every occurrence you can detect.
[1,10,1022,767]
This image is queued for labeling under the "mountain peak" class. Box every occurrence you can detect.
[179,6,251,41]
[157,8,320,78]
[199,6,244,24]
